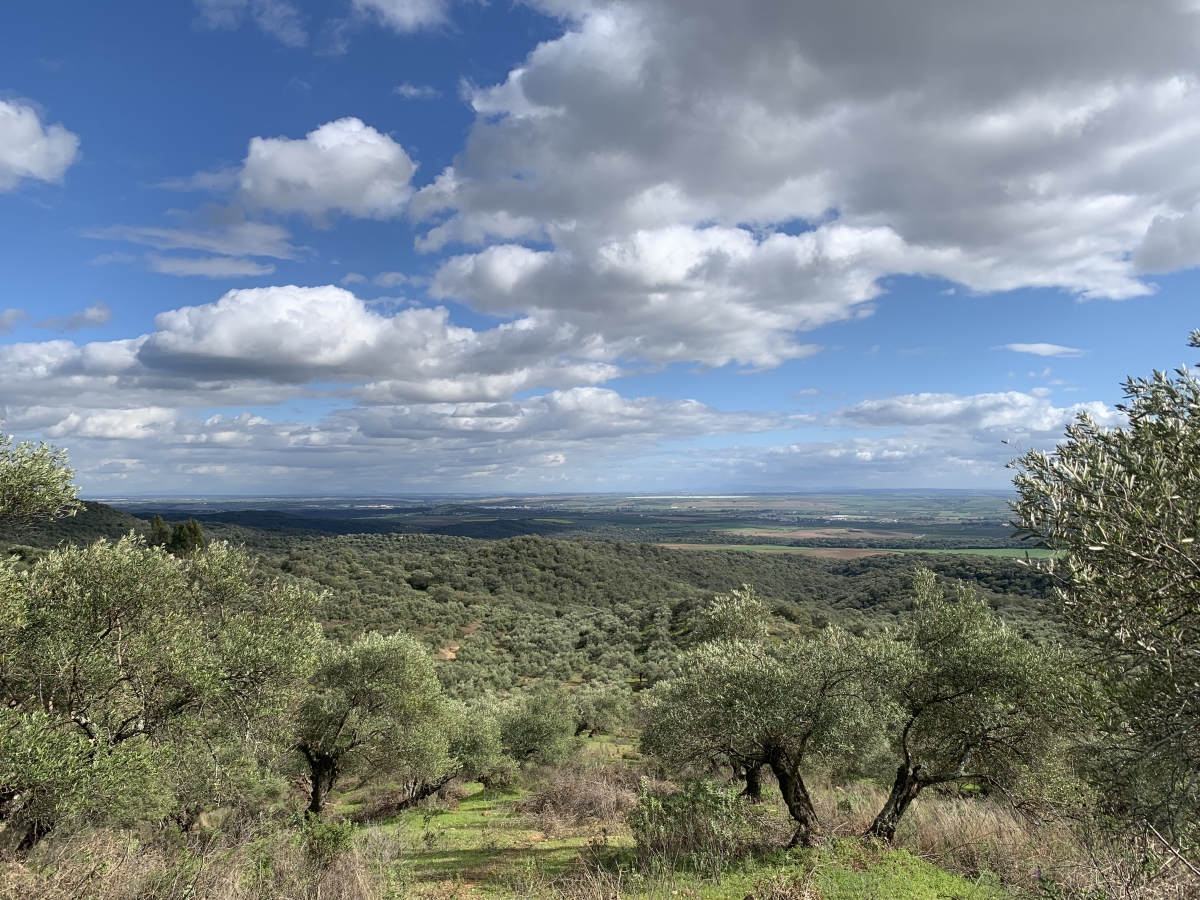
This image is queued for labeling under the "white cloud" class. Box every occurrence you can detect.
[1001,343,1083,357]
[838,391,1119,435]
[353,0,448,33]
[0,285,621,410]
[17,388,784,491]
[0,309,29,336]
[146,256,276,278]
[0,99,80,191]
[101,118,413,276]
[11,386,1114,493]
[239,118,417,221]
[432,224,914,367]
[35,302,112,332]
[410,0,1200,368]
[193,0,307,47]
[87,221,296,259]
[394,83,441,99]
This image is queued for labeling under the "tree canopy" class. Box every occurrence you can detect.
[1012,331,1200,843]
[0,434,80,527]
[295,631,451,815]
[0,537,323,843]
[866,570,1076,841]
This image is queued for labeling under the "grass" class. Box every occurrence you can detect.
[371,782,1009,900]
[6,744,1191,900]
[390,783,595,889]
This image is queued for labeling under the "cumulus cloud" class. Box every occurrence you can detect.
[413,0,1200,367]
[431,225,888,366]
[0,285,621,412]
[238,118,417,222]
[98,118,413,275]
[193,0,307,47]
[1001,343,1083,357]
[353,0,448,33]
[0,99,80,191]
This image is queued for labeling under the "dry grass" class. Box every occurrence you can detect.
[517,763,642,836]
[800,776,1197,900]
[0,818,406,900]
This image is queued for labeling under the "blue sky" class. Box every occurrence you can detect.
[2,0,1198,495]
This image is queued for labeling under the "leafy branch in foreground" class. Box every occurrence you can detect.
[1012,330,1200,845]
[0,537,323,847]
[0,434,81,527]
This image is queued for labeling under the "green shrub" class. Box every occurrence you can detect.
[628,779,767,876]
[302,817,357,868]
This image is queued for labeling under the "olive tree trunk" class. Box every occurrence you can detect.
[866,763,924,843]
[768,758,822,847]
[739,763,764,803]
[300,746,339,816]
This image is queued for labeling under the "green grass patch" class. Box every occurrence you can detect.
[890,547,1057,558]
[656,543,1057,558]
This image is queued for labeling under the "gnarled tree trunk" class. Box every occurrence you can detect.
[767,756,822,847]
[300,746,339,816]
[866,763,924,843]
[739,763,764,803]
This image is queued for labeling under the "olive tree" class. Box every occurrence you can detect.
[0,433,81,526]
[1012,332,1200,842]
[573,681,633,737]
[865,570,1075,842]
[0,537,323,843]
[497,682,579,765]
[691,584,771,644]
[295,631,451,816]
[688,584,773,799]
[641,628,886,847]
[445,700,517,787]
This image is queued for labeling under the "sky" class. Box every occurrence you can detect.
[1,0,1199,497]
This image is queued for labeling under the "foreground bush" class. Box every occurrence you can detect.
[628,780,782,876]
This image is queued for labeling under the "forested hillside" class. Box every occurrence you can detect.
[203,528,1056,694]
[1,503,1056,695]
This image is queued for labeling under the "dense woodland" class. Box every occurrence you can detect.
[3,503,1054,693]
